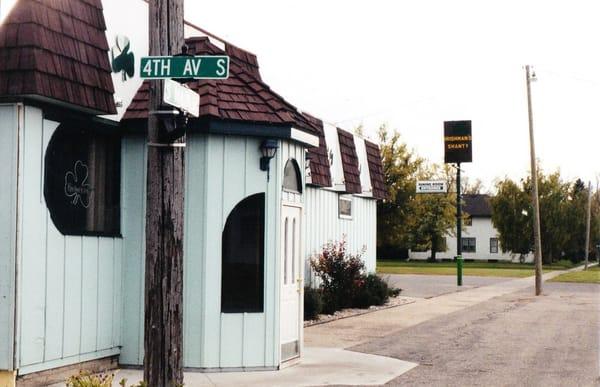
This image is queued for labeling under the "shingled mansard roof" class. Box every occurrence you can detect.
[123,34,387,200]
[463,194,492,217]
[365,140,388,200]
[302,112,332,187]
[124,37,318,134]
[337,128,362,194]
[0,0,116,114]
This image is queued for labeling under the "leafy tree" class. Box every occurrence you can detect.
[490,178,532,256]
[376,125,423,250]
[491,172,596,264]
[534,171,571,263]
[407,163,456,261]
[462,177,486,195]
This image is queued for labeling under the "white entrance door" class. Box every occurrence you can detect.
[280,204,302,362]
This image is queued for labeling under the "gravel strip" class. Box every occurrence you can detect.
[304,296,416,327]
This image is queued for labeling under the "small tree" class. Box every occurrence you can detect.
[407,163,456,261]
[310,239,365,313]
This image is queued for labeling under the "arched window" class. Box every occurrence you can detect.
[283,159,302,193]
[44,123,121,236]
[221,193,265,313]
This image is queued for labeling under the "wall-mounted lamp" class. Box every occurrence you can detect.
[260,139,279,180]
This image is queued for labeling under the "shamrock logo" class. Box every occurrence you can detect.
[64,160,92,208]
[111,35,135,81]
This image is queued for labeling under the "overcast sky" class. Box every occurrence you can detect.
[185,0,600,191]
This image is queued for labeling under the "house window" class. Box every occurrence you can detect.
[464,217,472,226]
[490,238,499,254]
[461,237,476,253]
[283,159,302,193]
[339,195,352,219]
[44,124,121,236]
[221,193,265,313]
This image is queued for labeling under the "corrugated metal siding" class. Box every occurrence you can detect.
[0,104,18,370]
[15,106,122,375]
[304,187,377,283]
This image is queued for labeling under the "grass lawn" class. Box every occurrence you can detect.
[377,259,575,278]
[549,266,600,284]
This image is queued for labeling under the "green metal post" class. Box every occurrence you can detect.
[457,255,463,286]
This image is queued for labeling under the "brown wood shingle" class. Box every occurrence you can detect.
[0,0,116,114]
[303,112,332,187]
[337,128,362,194]
[123,37,317,134]
[365,139,388,200]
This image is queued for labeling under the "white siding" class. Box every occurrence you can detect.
[15,106,122,375]
[0,104,19,371]
[409,217,533,262]
[305,187,377,283]
[120,132,286,369]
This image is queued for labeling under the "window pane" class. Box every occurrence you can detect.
[461,238,476,253]
[283,159,301,193]
[339,196,352,218]
[490,238,499,253]
[292,218,296,282]
[44,124,121,236]
[221,193,265,313]
[284,217,288,284]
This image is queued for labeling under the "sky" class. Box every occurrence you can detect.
[184,0,600,192]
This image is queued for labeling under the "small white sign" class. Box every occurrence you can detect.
[163,79,200,117]
[416,180,447,194]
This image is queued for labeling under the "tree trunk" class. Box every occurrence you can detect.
[429,234,437,262]
[144,1,185,386]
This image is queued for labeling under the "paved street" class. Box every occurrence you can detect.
[384,273,511,299]
[351,281,600,386]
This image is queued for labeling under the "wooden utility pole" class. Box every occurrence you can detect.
[525,65,543,296]
[584,181,592,270]
[144,1,185,386]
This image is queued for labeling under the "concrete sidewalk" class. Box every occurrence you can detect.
[304,269,570,349]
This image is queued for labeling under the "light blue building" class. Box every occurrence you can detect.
[0,0,386,384]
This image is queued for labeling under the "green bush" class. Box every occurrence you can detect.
[310,239,366,313]
[354,274,391,308]
[304,286,323,320]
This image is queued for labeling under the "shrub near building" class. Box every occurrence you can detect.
[308,239,399,318]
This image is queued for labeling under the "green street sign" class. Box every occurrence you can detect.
[140,55,229,79]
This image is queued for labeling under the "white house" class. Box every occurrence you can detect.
[0,0,385,384]
[409,194,533,262]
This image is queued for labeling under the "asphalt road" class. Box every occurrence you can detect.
[351,282,600,386]
[384,274,511,299]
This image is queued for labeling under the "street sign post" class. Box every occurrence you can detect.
[163,79,199,117]
[443,120,473,287]
[140,55,230,79]
[416,180,448,194]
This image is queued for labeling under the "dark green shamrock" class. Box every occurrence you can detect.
[111,35,135,81]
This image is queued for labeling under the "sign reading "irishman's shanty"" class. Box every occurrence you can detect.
[140,55,230,79]
[444,120,472,163]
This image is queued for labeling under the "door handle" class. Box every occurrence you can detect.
[296,278,303,293]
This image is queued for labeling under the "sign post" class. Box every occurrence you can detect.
[444,120,472,286]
